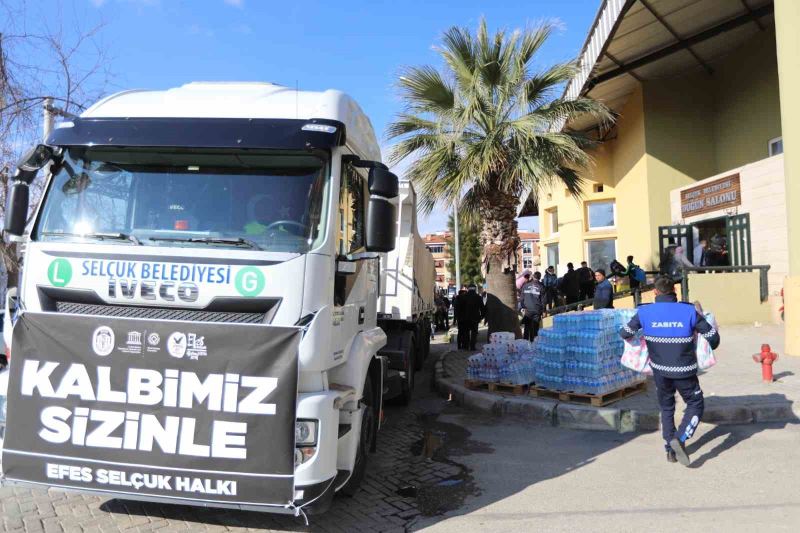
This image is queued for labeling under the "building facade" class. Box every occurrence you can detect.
[424,232,453,291]
[517,231,541,271]
[527,0,795,332]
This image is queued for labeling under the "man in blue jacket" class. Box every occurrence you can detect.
[619,276,720,466]
[593,270,614,309]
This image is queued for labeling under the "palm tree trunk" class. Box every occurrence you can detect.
[479,188,521,337]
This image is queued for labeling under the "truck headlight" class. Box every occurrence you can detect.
[295,420,317,446]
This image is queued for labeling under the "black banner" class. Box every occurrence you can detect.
[1,312,301,508]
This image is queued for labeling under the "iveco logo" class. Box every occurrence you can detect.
[108,279,199,303]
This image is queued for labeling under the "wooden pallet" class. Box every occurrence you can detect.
[529,381,647,407]
[464,380,530,396]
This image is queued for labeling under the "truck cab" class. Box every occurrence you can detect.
[0,82,431,516]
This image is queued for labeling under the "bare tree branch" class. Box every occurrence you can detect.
[0,1,113,288]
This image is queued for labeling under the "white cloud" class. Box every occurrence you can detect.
[188,24,215,37]
[224,0,244,8]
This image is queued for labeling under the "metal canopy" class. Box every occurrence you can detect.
[569,0,775,132]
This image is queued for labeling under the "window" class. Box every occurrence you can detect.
[587,200,615,230]
[36,148,329,253]
[523,258,533,269]
[337,161,366,255]
[428,244,444,254]
[587,239,616,273]
[548,208,559,235]
[769,137,783,156]
[546,243,559,269]
[593,183,604,193]
[522,242,533,254]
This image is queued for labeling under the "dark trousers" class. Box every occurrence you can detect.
[653,372,704,445]
[544,288,556,309]
[457,321,479,350]
[579,282,595,300]
[522,315,540,341]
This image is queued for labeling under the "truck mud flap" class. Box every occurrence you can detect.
[1,312,301,509]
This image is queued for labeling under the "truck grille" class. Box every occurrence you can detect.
[55,302,266,324]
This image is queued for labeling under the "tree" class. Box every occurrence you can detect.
[0,1,112,288]
[387,19,612,334]
[446,213,483,287]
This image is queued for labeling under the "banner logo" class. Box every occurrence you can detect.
[92,326,115,356]
[147,332,160,346]
[48,259,72,287]
[235,267,265,297]
[167,332,188,358]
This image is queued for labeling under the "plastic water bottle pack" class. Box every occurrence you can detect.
[533,310,645,394]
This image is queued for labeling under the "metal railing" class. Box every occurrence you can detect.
[545,271,660,317]
[679,265,771,303]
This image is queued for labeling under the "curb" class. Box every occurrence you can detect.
[433,349,800,433]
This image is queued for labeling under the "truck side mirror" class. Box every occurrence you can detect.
[4,144,55,237]
[365,168,398,253]
[4,182,30,236]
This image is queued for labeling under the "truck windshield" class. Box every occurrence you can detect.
[35,148,329,253]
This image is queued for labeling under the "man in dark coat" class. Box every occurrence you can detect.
[560,262,580,304]
[577,261,595,300]
[518,272,545,341]
[452,286,467,349]
[459,284,486,350]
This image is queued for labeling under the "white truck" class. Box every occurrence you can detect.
[0,82,434,517]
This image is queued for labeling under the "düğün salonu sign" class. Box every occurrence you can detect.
[680,174,741,218]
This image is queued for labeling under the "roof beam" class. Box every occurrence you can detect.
[586,2,774,90]
[639,0,714,75]
[605,51,644,81]
[740,0,766,31]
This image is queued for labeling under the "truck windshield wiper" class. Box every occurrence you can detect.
[40,231,141,245]
[147,236,262,250]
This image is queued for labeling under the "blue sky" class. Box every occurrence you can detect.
[15,0,600,233]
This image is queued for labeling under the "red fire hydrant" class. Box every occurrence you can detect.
[753,344,779,383]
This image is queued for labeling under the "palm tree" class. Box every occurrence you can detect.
[387,20,612,334]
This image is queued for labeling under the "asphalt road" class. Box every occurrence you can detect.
[2,337,799,532]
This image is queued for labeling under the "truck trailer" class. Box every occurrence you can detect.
[0,82,434,517]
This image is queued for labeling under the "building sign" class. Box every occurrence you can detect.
[2,312,301,509]
[680,174,741,218]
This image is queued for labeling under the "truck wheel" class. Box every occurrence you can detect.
[400,332,415,405]
[340,377,375,497]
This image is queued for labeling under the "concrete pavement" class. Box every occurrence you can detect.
[415,412,800,532]
[435,324,800,431]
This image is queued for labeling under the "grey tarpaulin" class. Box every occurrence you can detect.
[2,312,301,508]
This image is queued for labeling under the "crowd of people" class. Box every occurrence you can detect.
[434,285,486,350]
[431,255,646,346]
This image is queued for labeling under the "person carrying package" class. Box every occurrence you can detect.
[619,275,720,466]
[518,271,545,341]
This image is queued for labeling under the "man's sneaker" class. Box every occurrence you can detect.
[670,438,691,466]
[666,449,677,463]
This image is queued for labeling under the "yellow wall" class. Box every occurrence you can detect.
[611,87,653,268]
[537,86,651,273]
[688,272,772,325]
[774,0,800,355]
[641,73,718,266]
[713,27,783,172]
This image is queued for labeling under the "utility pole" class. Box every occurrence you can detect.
[42,97,55,141]
[453,202,461,290]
